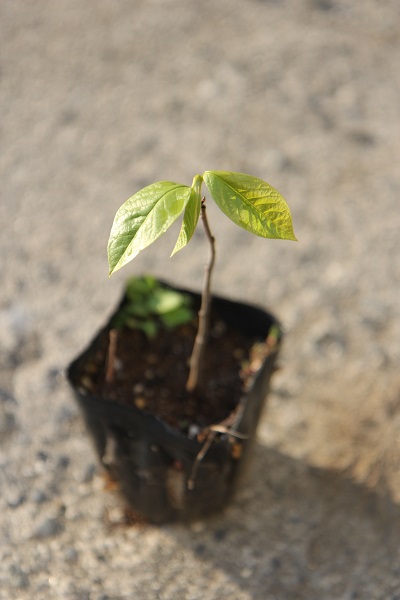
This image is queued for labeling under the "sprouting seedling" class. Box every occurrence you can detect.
[111,275,194,339]
[108,171,297,393]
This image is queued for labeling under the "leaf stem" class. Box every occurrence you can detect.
[186,198,216,393]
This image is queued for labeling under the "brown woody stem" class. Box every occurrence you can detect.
[105,329,118,384]
[186,199,216,393]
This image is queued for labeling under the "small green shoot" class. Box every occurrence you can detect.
[112,276,194,339]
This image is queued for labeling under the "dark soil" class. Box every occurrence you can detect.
[78,312,267,435]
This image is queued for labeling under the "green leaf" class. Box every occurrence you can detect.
[112,276,194,335]
[125,318,158,339]
[124,302,151,318]
[171,175,202,256]
[160,306,193,328]
[111,309,130,331]
[108,182,192,275]
[126,275,157,299]
[203,171,297,241]
[147,288,186,315]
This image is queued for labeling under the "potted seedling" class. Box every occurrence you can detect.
[67,171,296,523]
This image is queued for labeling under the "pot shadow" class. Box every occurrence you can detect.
[170,443,400,600]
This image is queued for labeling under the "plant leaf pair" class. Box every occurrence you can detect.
[108,171,296,276]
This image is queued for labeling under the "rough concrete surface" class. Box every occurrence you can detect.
[1,1,400,598]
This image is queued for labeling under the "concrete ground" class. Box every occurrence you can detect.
[1,1,400,598]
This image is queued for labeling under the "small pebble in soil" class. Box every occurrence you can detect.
[212,320,227,337]
[81,376,95,391]
[231,443,243,460]
[133,383,145,394]
[134,397,146,410]
[188,424,201,439]
[171,460,184,471]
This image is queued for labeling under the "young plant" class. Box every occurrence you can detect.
[111,275,194,339]
[108,171,296,392]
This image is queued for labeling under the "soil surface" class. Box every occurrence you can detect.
[78,314,258,433]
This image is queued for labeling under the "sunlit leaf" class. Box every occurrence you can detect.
[171,175,202,256]
[203,171,297,241]
[108,182,192,275]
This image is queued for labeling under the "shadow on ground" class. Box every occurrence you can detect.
[170,444,400,600]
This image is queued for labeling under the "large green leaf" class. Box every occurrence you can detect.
[108,182,192,275]
[203,171,297,241]
[171,175,202,256]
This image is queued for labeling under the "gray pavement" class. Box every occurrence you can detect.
[1,1,400,598]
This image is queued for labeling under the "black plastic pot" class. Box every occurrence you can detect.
[67,281,282,523]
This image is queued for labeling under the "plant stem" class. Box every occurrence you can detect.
[186,199,216,393]
[105,329,118,384]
